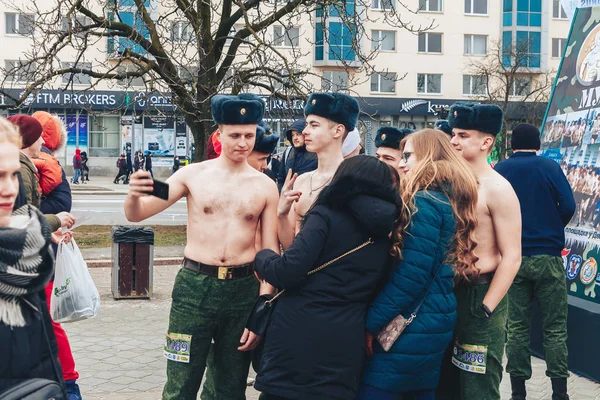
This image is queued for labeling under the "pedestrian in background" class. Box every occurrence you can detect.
[72,148,83,184]
[495,124,576,400]
[254,155,401,400]
[124,151,133,184]
[172,156,180,174]
[359,129,479,400]
[277,119,317,192]
[114,154,128,184]
[145,152,154,178]
[81,151,89,182]
[134,151,141,172]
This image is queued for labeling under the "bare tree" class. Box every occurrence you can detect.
[466,39,554,161]
[0,0,433,161]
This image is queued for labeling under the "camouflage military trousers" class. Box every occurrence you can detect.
[161,268,259,400]
[436,280,508,400]
[506,255,569,379]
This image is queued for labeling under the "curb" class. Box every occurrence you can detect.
[86,257,183,268]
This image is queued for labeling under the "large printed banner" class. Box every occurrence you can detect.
[541,7,600,306]
[143,116,175,156]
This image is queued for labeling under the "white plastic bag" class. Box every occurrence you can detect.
[50,238,100,323]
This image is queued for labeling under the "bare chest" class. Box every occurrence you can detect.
[188,181,266,221]
[294,174,330,217]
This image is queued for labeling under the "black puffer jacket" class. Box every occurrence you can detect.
[277,146,318,192]
[0,292,61,392]
[254,190,399,399]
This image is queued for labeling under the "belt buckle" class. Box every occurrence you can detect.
[218,266,232,280]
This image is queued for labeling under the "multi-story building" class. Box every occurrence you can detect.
[0,0,571,174]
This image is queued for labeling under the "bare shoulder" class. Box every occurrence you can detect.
[484,169,519,209]
[248,168,279,194]
[293,171,310,188]
[175,160,214,179]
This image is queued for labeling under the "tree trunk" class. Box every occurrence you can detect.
[184,107,214,163]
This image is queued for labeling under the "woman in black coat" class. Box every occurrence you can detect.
[0,127,64,394]
[254,155,401,400]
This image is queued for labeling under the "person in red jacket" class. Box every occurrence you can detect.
[72,149,83,184]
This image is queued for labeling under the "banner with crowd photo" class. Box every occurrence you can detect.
[538,6,600,381]
[143,116,175,156]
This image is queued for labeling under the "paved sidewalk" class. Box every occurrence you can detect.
[63,265,600,400]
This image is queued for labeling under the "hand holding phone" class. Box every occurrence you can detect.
[150,179,170,200]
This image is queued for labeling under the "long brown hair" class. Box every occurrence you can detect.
[391,129,480,280]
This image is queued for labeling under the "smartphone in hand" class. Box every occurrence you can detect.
[150,179,170,200]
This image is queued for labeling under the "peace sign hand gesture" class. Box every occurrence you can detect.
[277,169,301,217]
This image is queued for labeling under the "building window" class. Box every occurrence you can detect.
[511,77,532,96]
[328,21,356,62]
[418,32,442,53]
[372,0,394,10]
[552,0,568,19]
[225,26,237,46]
[516,0,541,27]
[273,26,300,47]
[371,30,396,51]
[552,38,567,58]
[322,71,349,92]
[417,73,442,94]
[4,60,35,83]
[463,75,487,95]
[61,15,92,34]
[465,0,487,15]
[89,115,120,157]
[171,21,194,43]
[503,0,512,26]
[419,0,442,12]
[370,72,396,93]
[516,30,541,68]
[5,13,34,35]
[179,66,199,86]
[464,34,487,55]
[61,62,92,85]
[117,65,145,87]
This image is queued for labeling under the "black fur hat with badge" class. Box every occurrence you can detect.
[434,120,452,136]
[211,93,265,125]
[253,121,280,155]
[375,127,414,149]
[448,102,504,136]
[304,92,360,131]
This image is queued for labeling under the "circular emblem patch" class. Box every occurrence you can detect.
[453,111,457,118]
[580,258,598,285]
[240,108,246,115]
[311,99,316,105]
[567,255,583,280]
[381,133,387,141]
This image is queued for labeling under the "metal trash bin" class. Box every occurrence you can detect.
[111,226,154,299]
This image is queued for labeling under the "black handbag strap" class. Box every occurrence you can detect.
[36,296,69,399]
[409,262,445,319]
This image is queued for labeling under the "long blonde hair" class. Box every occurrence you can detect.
[391,129,480,280]
[0,117,21,148]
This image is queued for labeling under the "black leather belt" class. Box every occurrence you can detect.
[469,272,495,285]
[183,258,254,280]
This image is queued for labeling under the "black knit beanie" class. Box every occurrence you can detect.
[511,123,541,151]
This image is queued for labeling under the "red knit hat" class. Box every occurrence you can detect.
[7,114,43,149]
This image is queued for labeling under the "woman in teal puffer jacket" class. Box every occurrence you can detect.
[358,129,480,400]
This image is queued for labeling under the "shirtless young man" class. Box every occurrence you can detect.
[437,102,522,400]
[278,92,360,249]
[374,126,413,174]
[124,94,279,400]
